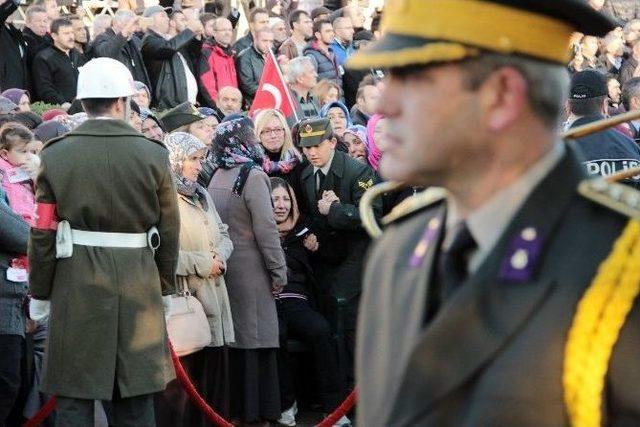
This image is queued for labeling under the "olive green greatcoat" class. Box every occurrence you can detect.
[28,119,180,400]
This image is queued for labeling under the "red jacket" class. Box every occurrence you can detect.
[199,40,238,108]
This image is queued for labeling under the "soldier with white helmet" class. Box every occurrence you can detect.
[28,57,180,426]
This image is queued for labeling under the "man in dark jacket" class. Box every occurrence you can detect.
[622,76,640,143]
[92,10,151,89]
[350,82,379,127]
[619,41,640,87]
[142,6,203,110]
[0,188,29,426]
[569,70,640,187]
[22,5,52,87]
[32,17,85,107]
[235,27,273,105]
[304,19,341,86]
[232,6,268,53]
[0,0,29,91]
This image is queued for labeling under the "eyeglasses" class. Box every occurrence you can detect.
[260,127,285,136]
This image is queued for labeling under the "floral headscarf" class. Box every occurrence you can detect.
[212,117,265,196]
[367,114,384,171]
[164,131,209,206]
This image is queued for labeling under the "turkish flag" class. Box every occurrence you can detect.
[249,50,298,121]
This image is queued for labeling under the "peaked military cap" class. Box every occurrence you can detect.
[160,102,205,132]
[348,0,618,70]
[297,118,333,148]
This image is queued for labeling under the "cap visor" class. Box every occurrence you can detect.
[347,34,478,70]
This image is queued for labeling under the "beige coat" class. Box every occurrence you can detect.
[176,191,235,347]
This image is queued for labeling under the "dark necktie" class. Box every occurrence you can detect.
[315,170,325,198]
[437,221,477,301]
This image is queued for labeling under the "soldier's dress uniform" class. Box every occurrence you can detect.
[28,118,180,425]
[296,118,381,380]
[347,0,640,426]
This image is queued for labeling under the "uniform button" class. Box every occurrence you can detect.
[511,249,529,270]
[521,227,537,241]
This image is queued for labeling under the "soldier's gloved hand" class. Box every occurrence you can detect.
[29,298,51,325]
[162,296,172,319]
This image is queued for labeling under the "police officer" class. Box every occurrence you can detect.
[29,57,179,426]
[296,118,381,385]
[347,1,640,426]
[567,69,640,188]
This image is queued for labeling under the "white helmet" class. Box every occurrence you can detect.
[76,58,136,100]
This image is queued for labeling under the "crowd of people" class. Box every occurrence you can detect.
[2,0,640,426]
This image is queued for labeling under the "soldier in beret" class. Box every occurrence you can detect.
[347,0,640,426]
[296,117,381,386]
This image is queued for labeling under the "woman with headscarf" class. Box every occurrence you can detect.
[343,124,369,165]
[1,89,31,112]
[208,117,286,426]
[366,113,386,172]
[133,81,152,109]
[270,177,348,427]
[156,132,235,426]
[320,100,352,152]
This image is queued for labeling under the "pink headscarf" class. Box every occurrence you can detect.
[366,114,384,171]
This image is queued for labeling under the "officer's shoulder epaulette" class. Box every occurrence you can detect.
[578,178,640,219]
[382,187,448,225]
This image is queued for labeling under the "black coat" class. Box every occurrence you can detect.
[235,45,265,105]
[141,29,201,110]
[280,222,317,299]
[91,29,151,88]
[299,150,381,302]
[0,0,28,90]
[304,42,341,86]
[22,27,52,96]
[232,32,253,54]
[32,46,85,104]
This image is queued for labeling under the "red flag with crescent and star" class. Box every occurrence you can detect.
[249,50,298,121]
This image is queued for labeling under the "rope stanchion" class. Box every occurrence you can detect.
[22,396,56,427]
[315,389,357,427]
[169,343,233,427]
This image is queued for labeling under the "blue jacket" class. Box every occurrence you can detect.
[0,188,29,337]
[330,39,354,66]
[304,41,341,85]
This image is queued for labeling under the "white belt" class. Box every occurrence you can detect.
[71,229,149,248]
[56,220,160,259]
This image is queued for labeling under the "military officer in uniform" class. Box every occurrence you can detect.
[347,1,640,426]
[296,118,381,383]
[28,57,180,426]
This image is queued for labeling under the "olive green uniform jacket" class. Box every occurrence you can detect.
[28,119,180,400]
[357,148,640,426]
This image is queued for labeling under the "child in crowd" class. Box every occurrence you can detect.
[0,123,39,226]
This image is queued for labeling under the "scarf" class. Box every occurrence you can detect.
[367,114,384,171]
[263,148,302,175]
[212,117,265,196]
[164,131,209,208]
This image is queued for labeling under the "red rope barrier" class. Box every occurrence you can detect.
[315,389,357,427]
[23,343,358,427]
[169,344,233,427]
[22,396,56,427]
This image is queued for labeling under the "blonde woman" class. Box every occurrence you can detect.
[254,109,305,197]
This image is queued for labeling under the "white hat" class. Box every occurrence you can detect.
[76,58,136,100]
